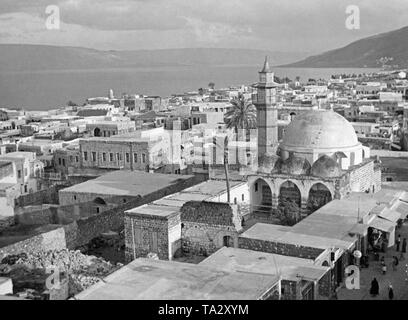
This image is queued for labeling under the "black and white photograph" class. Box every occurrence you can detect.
[0,0,408,309]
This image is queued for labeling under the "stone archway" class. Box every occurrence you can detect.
[307,183,332,213]
[94,127,101,137]
[278,181,301,224]
[250,178,273,216]
[93,197,107,205]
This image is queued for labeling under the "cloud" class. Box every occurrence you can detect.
[0,0,407,51]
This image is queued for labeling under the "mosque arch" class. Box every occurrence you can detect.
[278,180,301,210]
[250,178,273,215]
[307,183,332,213]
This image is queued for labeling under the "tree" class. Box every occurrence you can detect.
[208,82,215,90]
[277,199,301,226]
[213,135,231,203]
[224,93,257,166]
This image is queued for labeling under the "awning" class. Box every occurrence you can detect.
[349,223,369,236]
[379,209,401,223]
[369,217,395,233]
[395,201,408,219]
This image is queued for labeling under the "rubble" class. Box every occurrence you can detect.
[0,249,121,298]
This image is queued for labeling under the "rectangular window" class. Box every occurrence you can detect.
[102,153,106,162]
[110,153,114,162]
[62,159,66,167]
[134,153,138,163]
[83,152,88,161]
[75,156,79,162]
[18,170,21,179]
[58,158,62,165]
[92,152,97,162]
[117,153,120,161]
[69,156,73,162]
[126,153,130,163]
[142,154,146,163]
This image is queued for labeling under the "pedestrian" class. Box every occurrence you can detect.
[388,285,394,300]
[370,277,379,296]
[392,256,397,271]
[403,238,407,253]
[382,263,387,275]
[396,235,401,252]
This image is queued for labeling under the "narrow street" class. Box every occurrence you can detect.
[338,221,408,300]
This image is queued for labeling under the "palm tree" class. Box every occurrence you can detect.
[224,93,257,166]
[212,135,231,202]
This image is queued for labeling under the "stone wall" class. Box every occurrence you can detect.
[348,160,381,193]
[317,270,333,299]
[0,217,15,232]
[124,214,170,262]
[238,236,324,260]
[14,205,58,225]
[180,201,242,256]
[14,184,67,207]
[0,227,67,261]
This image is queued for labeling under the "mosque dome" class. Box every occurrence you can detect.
[280,110,360,153]
[281,154,311,175]
[311,155,342,178]
[258,153,280,173]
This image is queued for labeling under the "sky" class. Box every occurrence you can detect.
[0,0,407,53]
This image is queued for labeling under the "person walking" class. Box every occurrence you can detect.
[392,256,398,271]
[370,277,379,297]
[382,263,387,275]
[396,235,401,252]
[388,285,394,300]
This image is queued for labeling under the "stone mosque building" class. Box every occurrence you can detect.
[247,58,382,219]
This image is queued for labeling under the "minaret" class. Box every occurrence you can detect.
[253,56,279,160]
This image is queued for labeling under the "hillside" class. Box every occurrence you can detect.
[0,44,308,72]
[283,26,408,68]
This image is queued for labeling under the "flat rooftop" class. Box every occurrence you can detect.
[19,139,64,146]
[126,204,180,218]
[75,258,280,300]
[200,247,329,282]
[59,171,195,197]
[240,223,354,251]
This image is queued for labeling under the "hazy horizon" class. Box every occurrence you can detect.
[1,0,408,53]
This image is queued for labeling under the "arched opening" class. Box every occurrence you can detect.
[278,181,301,225]
[307,183,332,214]
[250,178,272,216]
[93,197,107,205]
[223,235,234,247]
[279,181,301,208]
[94,127,101,137]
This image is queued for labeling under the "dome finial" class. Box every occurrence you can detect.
[261,56,271,73]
